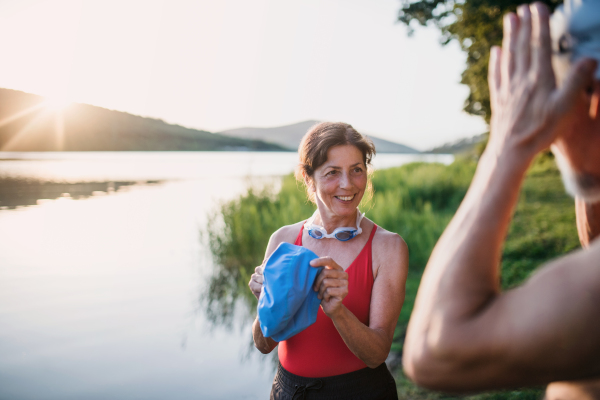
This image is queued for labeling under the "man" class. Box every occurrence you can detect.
[403,2,600,399]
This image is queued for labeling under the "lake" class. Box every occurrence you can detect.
[0,151,453,400]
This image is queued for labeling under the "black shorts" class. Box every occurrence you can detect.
[270,362,398,400]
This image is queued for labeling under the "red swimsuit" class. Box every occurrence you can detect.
[278,224,378,378]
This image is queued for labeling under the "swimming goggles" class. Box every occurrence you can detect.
[303,209,365,241]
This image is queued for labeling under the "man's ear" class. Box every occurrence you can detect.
[589,81,600,119]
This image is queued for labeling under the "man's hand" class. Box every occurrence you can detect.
[487,3,596,163]
[310,256,349,319]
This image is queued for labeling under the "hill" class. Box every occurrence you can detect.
[427,133,487,155]
[219,120,420,153]
[0,89,286,152]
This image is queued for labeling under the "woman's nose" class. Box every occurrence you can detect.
[339,172,351,188]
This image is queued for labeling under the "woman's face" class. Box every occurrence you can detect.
[309,144,367,218]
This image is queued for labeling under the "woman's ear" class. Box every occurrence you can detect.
[303,172,315,193]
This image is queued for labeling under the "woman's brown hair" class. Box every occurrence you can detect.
[295,122,376,203]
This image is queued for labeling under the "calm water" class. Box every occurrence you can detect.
[0,151,452,400]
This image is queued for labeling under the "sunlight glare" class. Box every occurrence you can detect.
[43,95,72,111]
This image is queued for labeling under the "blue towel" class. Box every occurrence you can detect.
[258,242,323,341]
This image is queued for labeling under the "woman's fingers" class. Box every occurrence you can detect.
[248,279,261,299]
[309,257,349,303]
[310,256,343,270]
[311,256,345,291]
[252,272,263,284]
[502,12,518,86]
[248,266,265,299]
[321,287,348,302]
[317,277,348,299]
[249,274,262,288]
[313,269,348,291]
[515,5,532,75]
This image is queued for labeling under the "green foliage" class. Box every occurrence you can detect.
[370,161,476,272]
[501,153,579,288]
[398,0,562,123]
[206,155,577,399]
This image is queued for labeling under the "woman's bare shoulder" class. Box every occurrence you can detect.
[271,221,304,243]
[370,223,408,275]
[264,221,305,260]
[371,222,406,249]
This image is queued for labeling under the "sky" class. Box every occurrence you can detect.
[0,0,488,150]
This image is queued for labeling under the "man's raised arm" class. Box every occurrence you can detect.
[576,198,600,247]
[403,3,600,392]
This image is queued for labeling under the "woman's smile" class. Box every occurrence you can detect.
[334,194,356,202]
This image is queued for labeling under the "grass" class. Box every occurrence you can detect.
[206,153,578,399]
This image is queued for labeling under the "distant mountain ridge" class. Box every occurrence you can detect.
[219,120,420,153]
[427,133,487,154]
[0,88,286,152]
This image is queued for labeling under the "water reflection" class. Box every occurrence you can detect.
[204,262,256,328]
[0,177,160,209]
[201,193,282,371]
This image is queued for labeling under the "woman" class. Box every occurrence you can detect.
[248,122,408,399]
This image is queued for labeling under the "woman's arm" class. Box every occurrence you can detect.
[252,317,278,354]
[311,232,408,368]
[249,223,301,354]
[250,254,278,353]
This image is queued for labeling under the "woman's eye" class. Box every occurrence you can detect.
[326,170,337,176]
[353,168,363,174]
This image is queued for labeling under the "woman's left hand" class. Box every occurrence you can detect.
[310,257,349,318]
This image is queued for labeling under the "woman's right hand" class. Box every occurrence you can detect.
[310,256,349,319]
[248,264,264,300]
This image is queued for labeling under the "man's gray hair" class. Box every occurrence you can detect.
[551,0,600,84]
[551,144,600,203]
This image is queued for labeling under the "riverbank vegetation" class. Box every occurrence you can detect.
[206,154,578,399]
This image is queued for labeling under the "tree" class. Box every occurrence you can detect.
[398,0,562,124]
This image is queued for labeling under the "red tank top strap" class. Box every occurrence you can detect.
[294,223,304,246]
[367,224,377,245]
